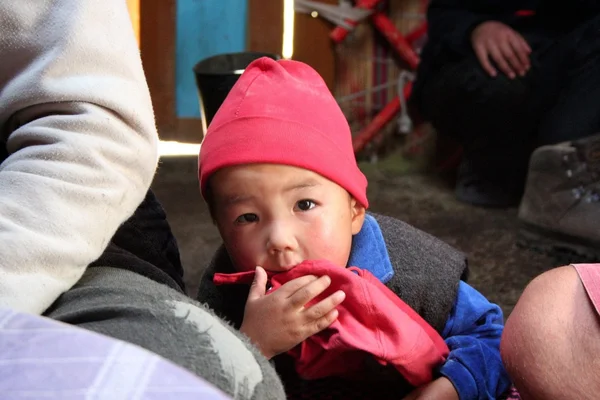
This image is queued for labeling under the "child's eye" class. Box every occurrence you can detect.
[235,213,258,224]
[296,199,316,211]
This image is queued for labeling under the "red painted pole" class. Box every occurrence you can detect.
[352,82,413,153]
[330,0,382,43]
[404,21,428,46]
[370,12,420,70]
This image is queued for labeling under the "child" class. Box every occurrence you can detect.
[197,57,510,399]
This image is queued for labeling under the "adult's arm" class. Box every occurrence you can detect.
[0,0,158,313]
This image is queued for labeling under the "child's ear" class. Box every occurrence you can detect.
[350,197,366,235]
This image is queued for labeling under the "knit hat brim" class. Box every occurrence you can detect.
[199,116,369,208]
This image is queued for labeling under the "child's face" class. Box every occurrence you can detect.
[210,164,366,272]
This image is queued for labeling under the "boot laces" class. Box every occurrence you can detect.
[563,153,600,202]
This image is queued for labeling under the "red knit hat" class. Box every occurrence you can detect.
[198,57,368,208]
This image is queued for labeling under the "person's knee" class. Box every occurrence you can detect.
[47,267,286,400]
[420,57,534,136]
[433,59,530,102]
[501,266,600,399]
[501,267,572,391]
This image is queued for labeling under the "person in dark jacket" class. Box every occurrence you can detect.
[197,56,511,400]
[411,0,600,207]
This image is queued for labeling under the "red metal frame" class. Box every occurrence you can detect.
[352,82,412,153]
[330,0,428,154]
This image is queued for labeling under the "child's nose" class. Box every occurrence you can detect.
[266,222,297,253]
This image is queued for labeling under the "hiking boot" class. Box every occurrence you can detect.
[518,134,600,263]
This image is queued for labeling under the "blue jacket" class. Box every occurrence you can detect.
[440,282,508,399]
[350,215,510,399]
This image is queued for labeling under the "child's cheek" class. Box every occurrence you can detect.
[227,231,262,272]
[306,220,352,267]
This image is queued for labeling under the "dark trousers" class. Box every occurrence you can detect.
[417,14,600,180]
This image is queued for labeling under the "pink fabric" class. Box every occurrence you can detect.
[198,57,368,208]
[214,260,449,386]
[573,263,600,315]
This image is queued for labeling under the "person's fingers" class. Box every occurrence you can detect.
[246,266,268,302]
[278,274,318,296]
[303,290,346,320]
[473,43,497,77]
[517,35,532,67]
[499,39,525,76]
[307,309,339,335]
[509,35,531,74]
[519,34,532,53]
[488,42,516,78]
[287,275,331,309]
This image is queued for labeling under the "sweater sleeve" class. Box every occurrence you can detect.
[427,0,520,56]
[0,0,158,314]
[438,282,511,399]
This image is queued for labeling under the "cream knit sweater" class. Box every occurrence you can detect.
[0,0,159,314]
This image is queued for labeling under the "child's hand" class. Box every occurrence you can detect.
[240,266,345,360]
[401,377,459,400]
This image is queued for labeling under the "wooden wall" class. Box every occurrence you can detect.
[139,0,178,140]
[133,0,427,143]
[247,0,336,89]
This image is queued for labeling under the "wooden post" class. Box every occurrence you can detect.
[247,0,284,55]
[292,0,337,90]
[140,0,177,139]
[126,0,140,44]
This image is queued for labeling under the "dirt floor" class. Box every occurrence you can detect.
[152,149,557,317]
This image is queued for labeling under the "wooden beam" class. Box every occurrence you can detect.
[292,1,337,90]
[247,0,283,55]
[176,118,204,144]
[248,0,337,89]
[140,0,177,138]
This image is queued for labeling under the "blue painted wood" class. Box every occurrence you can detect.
[176,0,247,118]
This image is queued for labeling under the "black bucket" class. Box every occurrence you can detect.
[193,52,280,137]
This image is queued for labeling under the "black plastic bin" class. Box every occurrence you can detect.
[193,52,280,137]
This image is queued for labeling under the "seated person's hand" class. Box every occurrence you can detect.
[402,377,459,400]
[471,21,531,79]
[240,266,346,359]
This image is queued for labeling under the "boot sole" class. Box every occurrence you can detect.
[517,223,600,264]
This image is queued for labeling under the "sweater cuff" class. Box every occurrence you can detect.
[439,359,478,400]
[447,16,489,55]
[447,14,519,56]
